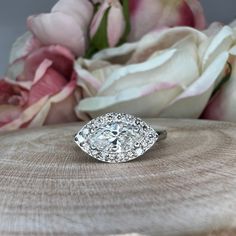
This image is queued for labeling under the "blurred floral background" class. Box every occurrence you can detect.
[1,0,236,74]
[1,0,236,132]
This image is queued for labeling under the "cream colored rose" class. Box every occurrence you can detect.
[199,22,236,122]
[75,26,235,119]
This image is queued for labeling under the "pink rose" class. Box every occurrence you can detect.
[0,35,80,132]
[128,0,206,41]
[27,0,93,56]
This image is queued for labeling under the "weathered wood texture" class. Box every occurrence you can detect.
[0,119,236,236]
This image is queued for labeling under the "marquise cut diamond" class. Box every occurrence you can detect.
[74,113,158,163]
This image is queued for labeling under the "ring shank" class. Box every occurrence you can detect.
[156,129,167,141]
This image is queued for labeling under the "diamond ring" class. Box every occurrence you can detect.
[74,112,167,163]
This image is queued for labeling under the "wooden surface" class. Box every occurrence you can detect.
[0,119,236,236]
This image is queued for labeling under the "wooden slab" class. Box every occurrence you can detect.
[0,119,236,236]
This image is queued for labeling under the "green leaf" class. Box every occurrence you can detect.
[211,62,232,97]
[90,8,110,51]
[84,45,99,59]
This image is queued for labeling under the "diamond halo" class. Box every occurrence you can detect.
[74,113,159,163]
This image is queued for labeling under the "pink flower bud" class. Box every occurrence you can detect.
[90,0,126,48]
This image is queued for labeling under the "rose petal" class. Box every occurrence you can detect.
[93,27,206,64]
[24,45,74,82]
[92,40,138,64]
[0,96,48,132]
[75,59,103,95]
[28,12,86,56]
[98,36,199,96]
[201,59,236,122]
[184,0,206,29]
[77,81,182,118]
[28,0,93,56]
[6,32,41,81]
[0,78,29,105]
[128,0,163,41]
[33,59,53,85]
[0,105,22,127]
[27,66,67,106]
[203,22,224,37]
[6,60,25,82]
[229,45,236,55]
[128,0,206,41]
[98,49,177,95]
[75,58,120,97]
[9,32,41,64]
[1,77,32,90]
[159,52,229,118]
[107,1,125,47]
[52,0,93,28]
[200,26,235,70]
[44,93,78,125]
[28,79,77,127]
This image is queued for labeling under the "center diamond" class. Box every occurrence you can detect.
[89,122,142,153]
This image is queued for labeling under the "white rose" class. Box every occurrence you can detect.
[75,26,234,119]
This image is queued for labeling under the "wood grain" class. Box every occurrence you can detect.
[0,119,236,236]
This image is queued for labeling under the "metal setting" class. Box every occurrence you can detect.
[74,112,167,163]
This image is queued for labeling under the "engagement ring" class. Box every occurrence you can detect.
[74,112,167,163]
